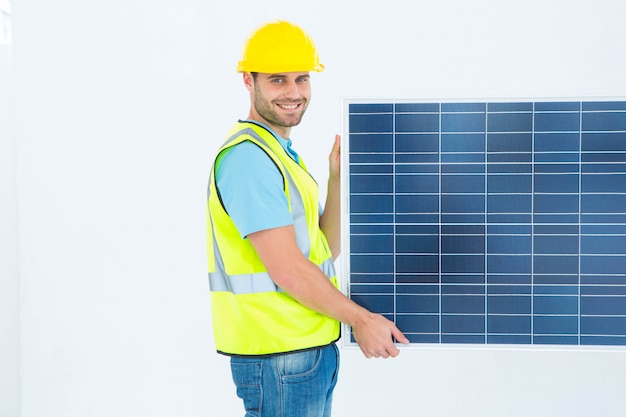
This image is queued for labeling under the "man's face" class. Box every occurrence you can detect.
[245,72,311,137]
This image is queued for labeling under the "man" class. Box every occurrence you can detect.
[207,20,408,416]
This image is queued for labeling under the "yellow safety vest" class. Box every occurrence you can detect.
[207,121,340,356]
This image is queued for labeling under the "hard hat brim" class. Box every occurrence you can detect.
[236,62,325,73]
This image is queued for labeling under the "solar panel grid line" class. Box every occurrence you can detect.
[437,102,443,344]
[391,104,398,328]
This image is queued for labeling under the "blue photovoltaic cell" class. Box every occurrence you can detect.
[346,100,626,347]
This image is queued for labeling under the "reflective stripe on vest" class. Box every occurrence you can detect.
[209,257,336,294]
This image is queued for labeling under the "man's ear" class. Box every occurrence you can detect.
[243,72,254,92]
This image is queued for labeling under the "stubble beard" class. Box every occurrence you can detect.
[253,87,308,130]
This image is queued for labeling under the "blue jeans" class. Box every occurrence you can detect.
[230,343,339,417]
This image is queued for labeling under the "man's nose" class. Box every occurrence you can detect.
[283,81,301,99]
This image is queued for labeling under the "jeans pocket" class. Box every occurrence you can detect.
[280,348,322,384]
[231,361,263,416]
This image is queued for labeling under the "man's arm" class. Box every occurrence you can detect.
[247,224,409,358]
[319,135,341,260]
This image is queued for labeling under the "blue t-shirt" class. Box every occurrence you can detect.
[215,123,301,238]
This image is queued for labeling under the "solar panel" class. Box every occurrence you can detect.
[344,99,626,347]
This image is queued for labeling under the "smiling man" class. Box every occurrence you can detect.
[206,20,408,417]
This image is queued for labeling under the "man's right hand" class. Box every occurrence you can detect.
[351,312,410,358]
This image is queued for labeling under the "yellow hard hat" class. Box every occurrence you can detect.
[236,20,324,73]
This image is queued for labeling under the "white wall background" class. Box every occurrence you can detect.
[4,0,626,416]
[1,35,20,417]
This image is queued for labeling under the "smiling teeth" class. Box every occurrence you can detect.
[279,104,298,109]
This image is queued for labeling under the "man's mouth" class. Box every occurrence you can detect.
[277,103,300,110]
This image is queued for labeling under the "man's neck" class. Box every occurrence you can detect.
[246,115,291,139]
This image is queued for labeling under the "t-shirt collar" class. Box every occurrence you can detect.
[243,119,299,163]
